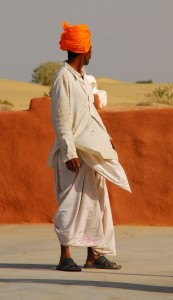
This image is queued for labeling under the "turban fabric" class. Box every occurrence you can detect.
[59,21,91,53]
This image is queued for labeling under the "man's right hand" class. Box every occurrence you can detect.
[65,158,80,172]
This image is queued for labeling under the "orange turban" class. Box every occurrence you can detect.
[59,21,91,53]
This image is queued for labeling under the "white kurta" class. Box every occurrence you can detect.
[48,62,117,165]
[49,62,131,255]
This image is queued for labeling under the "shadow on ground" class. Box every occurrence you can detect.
[0,263,173,294]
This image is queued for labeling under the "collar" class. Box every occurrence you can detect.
[64,61,86,79]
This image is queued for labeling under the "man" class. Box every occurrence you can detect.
[48,21,131,272]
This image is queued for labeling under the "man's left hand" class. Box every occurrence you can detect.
[65,158,80,172]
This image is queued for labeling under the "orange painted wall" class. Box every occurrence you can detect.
[0,98,173,225]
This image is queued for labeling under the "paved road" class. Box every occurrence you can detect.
[0,224,172,300]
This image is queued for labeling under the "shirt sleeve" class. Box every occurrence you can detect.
[51,73,78,162]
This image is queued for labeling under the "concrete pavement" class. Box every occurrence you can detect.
[0,224,173,300]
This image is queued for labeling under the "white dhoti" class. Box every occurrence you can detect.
[53,150,131,256]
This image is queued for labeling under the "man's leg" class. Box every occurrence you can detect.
[54,153,82,271]
[56,245,81,271]
[59,245,71,264]
[86,247,100,265]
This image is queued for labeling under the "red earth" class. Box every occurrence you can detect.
[0,97,173,226]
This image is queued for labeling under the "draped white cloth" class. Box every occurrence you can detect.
[53,150,131,255]
[86,74,107,108]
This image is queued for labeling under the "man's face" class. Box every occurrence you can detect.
[84,47,92,65]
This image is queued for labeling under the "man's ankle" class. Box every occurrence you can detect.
[86,254,100,263]
[59,255,71,264]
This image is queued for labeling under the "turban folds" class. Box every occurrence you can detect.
[59,21,91,53]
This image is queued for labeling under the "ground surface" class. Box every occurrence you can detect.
[0,225,173,300]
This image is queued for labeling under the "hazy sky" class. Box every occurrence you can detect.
[0,0,173,83]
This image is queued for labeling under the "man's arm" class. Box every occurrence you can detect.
[93,93,101,110]
[51,73,78,166]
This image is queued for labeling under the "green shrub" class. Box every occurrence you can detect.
[144,84,173,105]
[31,61,62,86]
[136,80,153,84]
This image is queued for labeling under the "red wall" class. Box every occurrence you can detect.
[0,97,173,225]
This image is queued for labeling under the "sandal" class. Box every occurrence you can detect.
[56,257,82,272]
[84,255,122,270]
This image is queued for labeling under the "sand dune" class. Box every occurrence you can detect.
[0,78,49,110]
[96,78,172,107]
[0,78,172,110]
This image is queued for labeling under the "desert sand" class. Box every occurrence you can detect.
[0,78,49,110]
[0,78,172,110]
